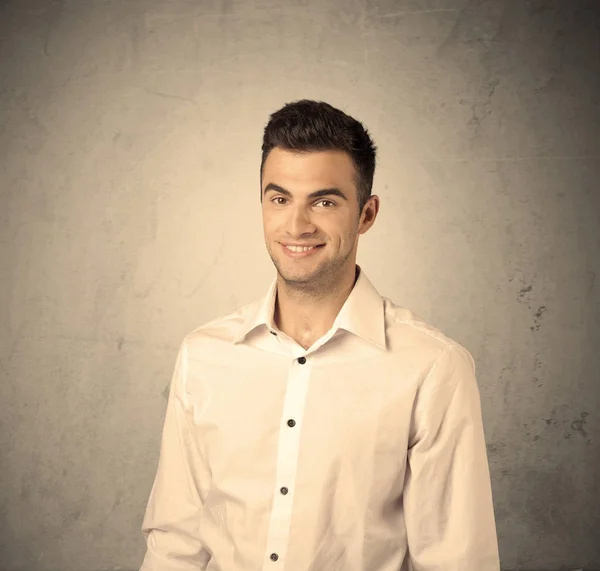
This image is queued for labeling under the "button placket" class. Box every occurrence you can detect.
[263,354,312,568]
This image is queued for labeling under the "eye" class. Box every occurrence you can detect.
[271,197,335,208]
[318,200,335,208]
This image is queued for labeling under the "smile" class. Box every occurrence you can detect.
[281,244,324,257]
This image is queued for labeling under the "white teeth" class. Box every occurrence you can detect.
[286,245,315,252]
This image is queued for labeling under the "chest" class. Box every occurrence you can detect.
[184,355,419,482]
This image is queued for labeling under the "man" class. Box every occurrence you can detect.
[140,99,500,571]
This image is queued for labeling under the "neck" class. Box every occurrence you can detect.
[274,265,359,347]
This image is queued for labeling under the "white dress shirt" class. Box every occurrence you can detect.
[140,264,500,571]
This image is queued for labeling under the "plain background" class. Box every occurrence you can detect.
[1,0,599,570]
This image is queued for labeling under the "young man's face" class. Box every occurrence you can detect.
[261,147,374,288]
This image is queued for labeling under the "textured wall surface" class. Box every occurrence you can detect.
[1,0,599,570]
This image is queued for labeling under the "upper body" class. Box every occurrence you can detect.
[140,99,500,570]
[140,265,500,571]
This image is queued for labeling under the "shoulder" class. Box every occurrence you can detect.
[178,301,252,357]
[382,296,475,372]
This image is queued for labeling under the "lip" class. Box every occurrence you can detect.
[281,243,324,258]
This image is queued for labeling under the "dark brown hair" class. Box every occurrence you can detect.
[260,99,377,216]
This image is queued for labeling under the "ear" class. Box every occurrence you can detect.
[359,196,380,232]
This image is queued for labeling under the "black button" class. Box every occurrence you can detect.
[270,553,278,561]
[280,486,288,495]
[270,330,277,336]
[287,419,296,427]
[298,356,306,364]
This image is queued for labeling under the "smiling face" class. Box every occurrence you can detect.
[261,147,378,291]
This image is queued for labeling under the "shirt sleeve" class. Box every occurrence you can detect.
[140,342,212,571]
[403,343,500,571]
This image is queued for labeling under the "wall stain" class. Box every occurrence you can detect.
[522,466,572,535]
[42,0,66,58]
[533,70,556,92]
[522,421,541,442]
[486,441,507,457]
[509,274,548,331]
[112,490,123,509]
[463,77,499,138]
[530,305,548,332]
[542,408,592,444]
[498,365,515,404]
[20,480,31,500]
[543,409,557,426]
[133,262,164,300]
[183,234,226,298]
[531,376,543,388]
[570,412,589,440]
[517,284,533,302]
[144,87,198,106]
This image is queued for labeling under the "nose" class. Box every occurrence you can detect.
[287,205,317,235]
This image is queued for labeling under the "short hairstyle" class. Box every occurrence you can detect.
[260,99,377,216]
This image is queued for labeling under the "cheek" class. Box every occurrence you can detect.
[262,220,275,234]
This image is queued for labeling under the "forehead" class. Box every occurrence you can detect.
[262,148,356,189]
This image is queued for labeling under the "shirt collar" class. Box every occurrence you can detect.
[232,264,387,350]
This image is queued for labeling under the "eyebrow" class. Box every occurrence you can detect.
[263,183,348,201]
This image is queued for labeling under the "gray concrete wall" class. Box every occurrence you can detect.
[1,0,599,570]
